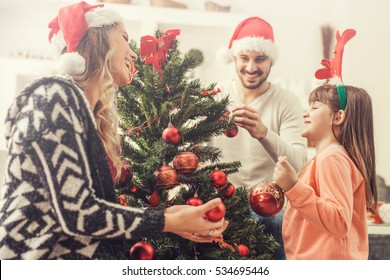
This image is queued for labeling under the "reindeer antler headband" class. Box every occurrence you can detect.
[315,29,356,110]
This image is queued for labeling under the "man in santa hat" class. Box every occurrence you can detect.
[211,16,307,259]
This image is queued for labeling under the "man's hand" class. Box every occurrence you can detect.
[232,106,267,140]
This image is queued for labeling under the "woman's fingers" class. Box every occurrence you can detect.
[174,231,222,243]
[197,220,229,238]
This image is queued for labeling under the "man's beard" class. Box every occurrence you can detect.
[239,70,269,90]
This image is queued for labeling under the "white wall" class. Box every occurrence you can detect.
[0,0,389,184]
[342,0,390,186]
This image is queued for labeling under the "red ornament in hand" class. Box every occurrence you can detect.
[205,203,226,222]
[224,124,238,138]
[249,182,285,217]
[129,241,155,260]
[173,151,198,173]
[237,244,250,256]
[162,125,181,145]
[186,197,203,206]
[210,170,228,188]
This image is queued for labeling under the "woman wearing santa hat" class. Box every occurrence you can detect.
[0,1,227,259]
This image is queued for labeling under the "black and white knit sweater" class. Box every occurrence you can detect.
[0,75,165,259]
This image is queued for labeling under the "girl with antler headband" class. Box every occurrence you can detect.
[273,29,378,259]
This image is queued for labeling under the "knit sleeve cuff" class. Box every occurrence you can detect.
[132,206,166,239]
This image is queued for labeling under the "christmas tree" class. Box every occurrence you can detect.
[116,29,279,260]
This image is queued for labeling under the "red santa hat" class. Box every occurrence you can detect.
[48,1,123,75]
[217,16,278,64]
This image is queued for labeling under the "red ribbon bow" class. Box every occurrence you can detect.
[200,88,221,97]
[140,29,181,71]
[128,62,139,84]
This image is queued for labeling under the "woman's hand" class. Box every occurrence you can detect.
[273,156,298,192]
[171,220,229,243]
[163,198,228,242]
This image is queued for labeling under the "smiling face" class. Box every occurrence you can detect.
[302,84,348,150]
[302,100,334,142]
[235,50,272,90]
[108,23,138,87]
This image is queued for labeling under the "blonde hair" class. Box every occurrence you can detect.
[72,25,123,182]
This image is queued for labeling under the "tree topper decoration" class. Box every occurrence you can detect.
[140,29,181,71]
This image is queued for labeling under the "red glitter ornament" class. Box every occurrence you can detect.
[249,182,284,217]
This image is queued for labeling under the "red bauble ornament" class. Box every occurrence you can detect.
[205,203,226,222]
[249,182,285,217]
[129,241,155,260]
[220,183,236,199]
[118,164,133,186]
[237,244,250,257]
[173,151,198,173]
[210,170,228,188]
[117,194,128,206]
[224,124,238,138]
[154,165,178,189]
[186,197,203,206]
[149,191,160,207]
[162,125,181,145]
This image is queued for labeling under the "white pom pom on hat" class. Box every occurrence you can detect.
[48,1,123,75]
[55,52,87,75]
[217,16,278,64]
[216,48,234,64]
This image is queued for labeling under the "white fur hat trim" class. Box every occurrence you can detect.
[85,7,123,28]
[49,5,123,75]
[55,52,86,75]
[217,37,278,64]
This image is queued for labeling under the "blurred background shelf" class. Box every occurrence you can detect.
[368,224,390,235]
